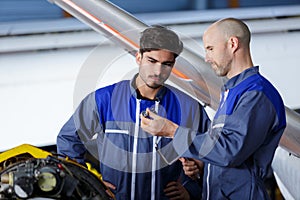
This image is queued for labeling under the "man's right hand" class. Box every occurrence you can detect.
[102,180,116,198]
[140,108,178,138]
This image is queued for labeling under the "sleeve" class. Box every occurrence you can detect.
[161,91,278,167]
[57,92,102,165]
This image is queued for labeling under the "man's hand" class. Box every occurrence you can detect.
[102,180,116,198]
[140,108,178,138]
[164,181,190,200]
[179,158,204,180]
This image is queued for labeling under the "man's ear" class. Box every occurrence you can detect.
[229,36,239,53]
[136,51,142,65]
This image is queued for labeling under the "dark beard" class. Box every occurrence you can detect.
[146,83,161,89]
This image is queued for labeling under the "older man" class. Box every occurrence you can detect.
[141,18,286,200]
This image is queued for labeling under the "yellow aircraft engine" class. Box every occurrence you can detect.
[0,144,113,200]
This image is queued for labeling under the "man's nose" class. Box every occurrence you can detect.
[153,63,163,74]
[205,54,210,63]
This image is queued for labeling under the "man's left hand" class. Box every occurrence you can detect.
[164,181,190,200]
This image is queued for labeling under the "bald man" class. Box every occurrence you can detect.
[141,18,286,199]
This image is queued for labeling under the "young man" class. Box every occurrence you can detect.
[57,26,210,199]
[141,18,286,199]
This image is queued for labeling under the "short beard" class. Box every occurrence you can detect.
[146,83,161,89]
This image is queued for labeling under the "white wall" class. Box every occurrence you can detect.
[1,19,300,151]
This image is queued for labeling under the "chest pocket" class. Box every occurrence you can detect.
[99,128,132,172]
[104,129,131,151]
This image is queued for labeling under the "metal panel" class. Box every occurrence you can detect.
[0,0,63,22]
[108,0,191,13]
